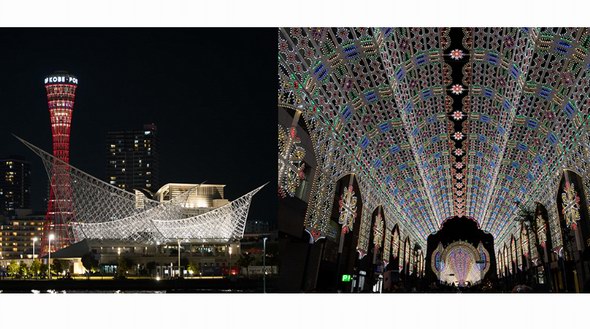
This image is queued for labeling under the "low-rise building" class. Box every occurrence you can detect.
[0,209,44,260]
[155,183,230,215]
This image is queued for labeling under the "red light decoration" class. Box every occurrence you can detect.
[41,72,78,256]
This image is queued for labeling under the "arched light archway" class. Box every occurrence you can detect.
[510,236,517,275]
[358,205,386,291]
[520,224,531,270]
[503,244,510,276]
[403,237,411,277]
[554,170,590,292]
[535,202,552,264]
[390,224,401,271]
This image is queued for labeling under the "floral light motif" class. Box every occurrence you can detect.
[504,35,515,48]
[278,124,306,198]
[536,214,546,247]
[452,110,464,121]
[562,181,581,230]
[453,132,464,140]
[339,186,357,233]
[373,213,384,249]
[450,84,464,95]
[310,228,322,242]
[449,49,464,60]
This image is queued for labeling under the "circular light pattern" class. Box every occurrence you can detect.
[449,49,464,60]
[455,162,464,169]
[452,111,464,121]
[450,84,464,95]
[453,132,464,140]
[454,148,464,156]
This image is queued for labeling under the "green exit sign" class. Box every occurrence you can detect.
[342,274,352,282]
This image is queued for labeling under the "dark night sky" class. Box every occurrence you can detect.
[0,28,277,225]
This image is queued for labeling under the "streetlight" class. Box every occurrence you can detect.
[263,237,268,293]
[177,240,181,278]
[228,245,233,277]
[32,237,38,259]
[117,247,121,278]
[48,233,55,280]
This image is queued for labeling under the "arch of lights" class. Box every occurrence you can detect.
[17,136,265,246]
[432,241,490,286]
[278,27,590,256]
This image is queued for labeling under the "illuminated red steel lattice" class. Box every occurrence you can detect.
[41,72,79,255]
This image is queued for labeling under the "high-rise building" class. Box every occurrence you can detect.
[106,124,159,193]
[0,156,31,216]
[43,71,79,255]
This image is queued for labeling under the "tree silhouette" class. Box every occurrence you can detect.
[81,252,100,279]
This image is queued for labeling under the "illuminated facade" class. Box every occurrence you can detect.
[43,71,79,255]
[0,210,44,259]
[155,183,229,216]
[106,124,159,192]
[0,156,31,215]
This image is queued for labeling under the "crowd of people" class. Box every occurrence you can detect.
[385,278,536,293]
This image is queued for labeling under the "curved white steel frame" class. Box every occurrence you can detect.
[17,136,265,244]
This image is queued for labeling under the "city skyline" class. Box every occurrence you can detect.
[0,28,276,225]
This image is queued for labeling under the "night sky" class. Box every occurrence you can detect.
[0,28,277,225]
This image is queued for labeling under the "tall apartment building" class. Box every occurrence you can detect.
[106,123,159,193]
[0,156,31,216]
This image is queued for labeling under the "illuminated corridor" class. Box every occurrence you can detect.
[278,27,590,292]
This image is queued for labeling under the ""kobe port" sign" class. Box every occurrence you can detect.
[45,75,78,84]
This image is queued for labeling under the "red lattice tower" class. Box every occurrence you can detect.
[41,72,79,256]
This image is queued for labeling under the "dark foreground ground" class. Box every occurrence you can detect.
[0,277,277,293]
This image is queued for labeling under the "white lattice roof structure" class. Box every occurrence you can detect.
[17,136,265,245]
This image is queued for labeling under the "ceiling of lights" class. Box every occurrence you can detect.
[278,28,590,249]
